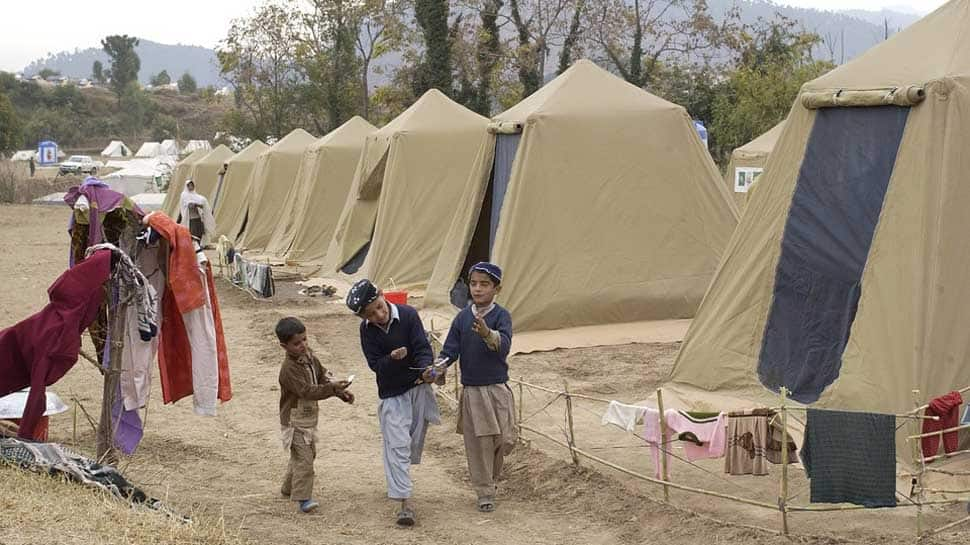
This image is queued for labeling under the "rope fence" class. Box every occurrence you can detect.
[506,377,970,541]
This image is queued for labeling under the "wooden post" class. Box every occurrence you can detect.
[911,389,926,539]
[72,399,79,448]
[656,388,670,502]
[565,383,579,466]
[779,387,790,536]
[517,381,524,436]
[96,290,127,464]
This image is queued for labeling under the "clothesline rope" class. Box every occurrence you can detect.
[513,376,970,540]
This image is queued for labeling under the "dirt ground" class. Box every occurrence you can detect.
[1,203,967,545]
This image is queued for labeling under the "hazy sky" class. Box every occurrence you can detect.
[0,0,950,72]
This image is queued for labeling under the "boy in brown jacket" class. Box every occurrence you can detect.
[277,317,354,513]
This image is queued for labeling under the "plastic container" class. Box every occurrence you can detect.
[384,290,408,305]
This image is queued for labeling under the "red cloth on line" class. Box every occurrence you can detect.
[147,213,230,406]
[921,391,963,459]
[0,250,112,438]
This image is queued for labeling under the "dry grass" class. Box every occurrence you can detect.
[0,464,253,545]
[0,161,82,204]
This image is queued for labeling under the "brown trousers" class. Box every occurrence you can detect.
[459,384,516,499]
[281,428,316,501]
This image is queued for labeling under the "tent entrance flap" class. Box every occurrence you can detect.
[450,133,521,309]
[758,106,910,404]
[341,241,371,275]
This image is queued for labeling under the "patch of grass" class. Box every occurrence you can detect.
[0,464,252,545]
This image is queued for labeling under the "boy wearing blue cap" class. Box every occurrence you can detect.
[424,262,515,513]
[346,279,440,527]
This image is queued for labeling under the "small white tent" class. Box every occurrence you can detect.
[159,139,180,156]
[135,142,162,158]
[181,140,212,155]
[101,141,132,158]
[10,150,35,161]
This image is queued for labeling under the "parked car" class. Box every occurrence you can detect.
[59,155,102,175]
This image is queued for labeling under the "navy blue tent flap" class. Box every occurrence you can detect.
[489,133,520,252]
[758,106,910,404]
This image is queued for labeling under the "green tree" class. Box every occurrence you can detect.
[217,3,304,140]
[296,0,364,132]
[709,15,833,164]
[414,0,453,94]
[587,0,729,89]
[91,60,106,84]
[38,68,61,80]
[150,70,172,86]
[0,90,22,153]
[101,35,141,101]
[118,82,156,140]
[178,72,198,94]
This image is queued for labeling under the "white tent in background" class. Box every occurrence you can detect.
[101,140,132,158]
[159,139,180,156]
[101,156,176,196]
[10,150,35,161]
[135,142,162,158]
[181,140,212,155]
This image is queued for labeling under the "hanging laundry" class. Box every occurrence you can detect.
[724,409,771,476]
[922,391,963,459]
[120,237,166,412]
[766,415,799,465]
[64,178,143,265]
[800,409,896,507]
[641,408,727,478]
[602,401,649,432]
[666,411,726,463]
[146,212,231,414]
[0,250,112,439]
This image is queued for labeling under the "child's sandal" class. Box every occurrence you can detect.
[477,497,495,512]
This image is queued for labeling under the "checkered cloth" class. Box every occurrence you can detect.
[800,409,896,507]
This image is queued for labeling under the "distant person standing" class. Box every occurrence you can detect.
[179,179,216,244]
[28,156,35,178]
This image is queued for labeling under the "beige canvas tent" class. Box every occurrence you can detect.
[667,0,970,463]
[161,148,211,217]
[233,129,316,250]
[189,145,234,202]
[423,60,739,351]
[722,121,785,209]
[261,116,376,262]
[213,140,269,237]
[324,90,489,289]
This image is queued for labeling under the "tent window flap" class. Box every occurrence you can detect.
[758,105,910,404]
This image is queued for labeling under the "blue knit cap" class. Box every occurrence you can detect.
[346,279,379,313]
[469,262,502,285]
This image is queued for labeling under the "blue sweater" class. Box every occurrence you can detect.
[359,304,434,399]
[440,305,512,386]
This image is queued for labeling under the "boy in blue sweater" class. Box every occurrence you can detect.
[347,279,440,527]
[424,262,515,513]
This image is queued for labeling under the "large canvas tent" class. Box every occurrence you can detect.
[213,140,269,236]
[262,116,376,262]
[161,149,211,217]
[232,129,316,250]
[324,89,489,289]
[667,0,970,460]
[101,141,132,158]
[423,60,739,350]
[189,145,235,202]
[723,121,785,209]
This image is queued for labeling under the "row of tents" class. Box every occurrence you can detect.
[164,59,740,348]
[100,140,212,159]
[164,0,970,463]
